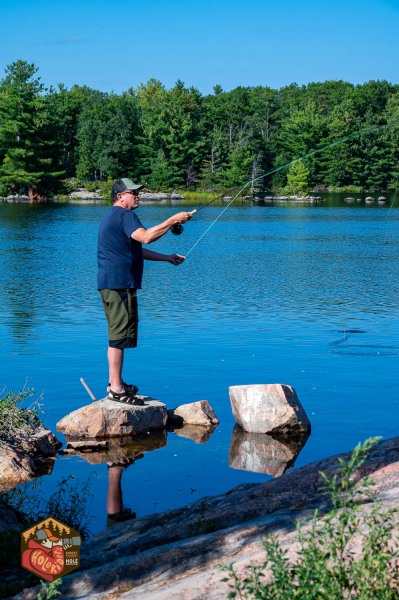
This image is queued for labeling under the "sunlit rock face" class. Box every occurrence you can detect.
[0,429,60,490]
[167,400,219,427]
[228,425,310,477]
[56,397,167,439]
[229,383,311,436]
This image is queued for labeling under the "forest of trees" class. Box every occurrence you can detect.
[0,60,398,200]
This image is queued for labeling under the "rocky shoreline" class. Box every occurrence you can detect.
[4,434,398,599]
[0,190,187,204]
[1,390,398,598]
[1,191,392,205]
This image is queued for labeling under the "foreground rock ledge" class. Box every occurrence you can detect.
[56,397,167,439]
[229,383,311,436]
[13,435,399,600]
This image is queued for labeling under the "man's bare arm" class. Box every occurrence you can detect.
[132,211,195,244]
[143,248,185,265]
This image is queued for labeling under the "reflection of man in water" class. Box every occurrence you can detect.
[106,455,143,525]
[22,528,68,582]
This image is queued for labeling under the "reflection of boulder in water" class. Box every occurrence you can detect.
[172,424,217,444]
[228,425,309,478]
[62,430,167,465]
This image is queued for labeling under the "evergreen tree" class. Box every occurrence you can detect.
[0,60,63,200]
[1,59,399,194]
[76,91,140,181]
[45,83,95,178]
[286,159,310,195]
[137,79,204,188]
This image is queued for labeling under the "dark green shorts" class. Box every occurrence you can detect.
[100,288,138,349]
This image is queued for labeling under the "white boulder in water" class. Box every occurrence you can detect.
[229,383,311,436]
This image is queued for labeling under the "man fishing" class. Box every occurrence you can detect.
[97,178,194,405]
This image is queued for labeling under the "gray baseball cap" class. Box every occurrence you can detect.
[36,528,59,542]
[111,178,144,198]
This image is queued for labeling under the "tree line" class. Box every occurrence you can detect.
[0,59,398,200]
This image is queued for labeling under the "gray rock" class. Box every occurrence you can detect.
[0,428,60,490]
[167,401,219,427]
[56,397,167,439]
[4,195,30,203]
[139,192,169,201]
[30,428,62,455]
[69,188,104,200]
[229,383,311,436]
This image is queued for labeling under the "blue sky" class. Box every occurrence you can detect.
[1,0,398,94]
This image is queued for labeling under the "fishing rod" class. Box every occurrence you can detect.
[170,184,245,235]
[170,120,399,249]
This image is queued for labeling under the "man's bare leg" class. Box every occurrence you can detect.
[108,346,124,392]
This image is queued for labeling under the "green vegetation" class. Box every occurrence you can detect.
[0,475,93,598]
[285,160,310,196]
[0,388,42,444]
[0,389,94,597]
[0,61,64,200]
[2,474,94,539]
[221,437,399,599]
[37,579,63,600]
[0,61,399,198]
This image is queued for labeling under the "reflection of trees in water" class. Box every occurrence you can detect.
[0,203,95,345]
[1,205,57,343]
[3,280,37,343]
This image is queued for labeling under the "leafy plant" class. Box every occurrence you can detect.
[2,474,95,540]
[37,578,62,599]
[221,437,399,599]
[0,388,43,444]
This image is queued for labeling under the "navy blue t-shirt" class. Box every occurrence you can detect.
[97,206,144,290]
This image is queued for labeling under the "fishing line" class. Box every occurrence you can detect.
[183,120,399,257]
[186,186,247,257]
[385,171,399,221]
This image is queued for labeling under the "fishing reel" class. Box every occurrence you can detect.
[171,223,184,235]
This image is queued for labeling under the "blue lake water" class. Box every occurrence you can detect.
[1,197,398,534]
